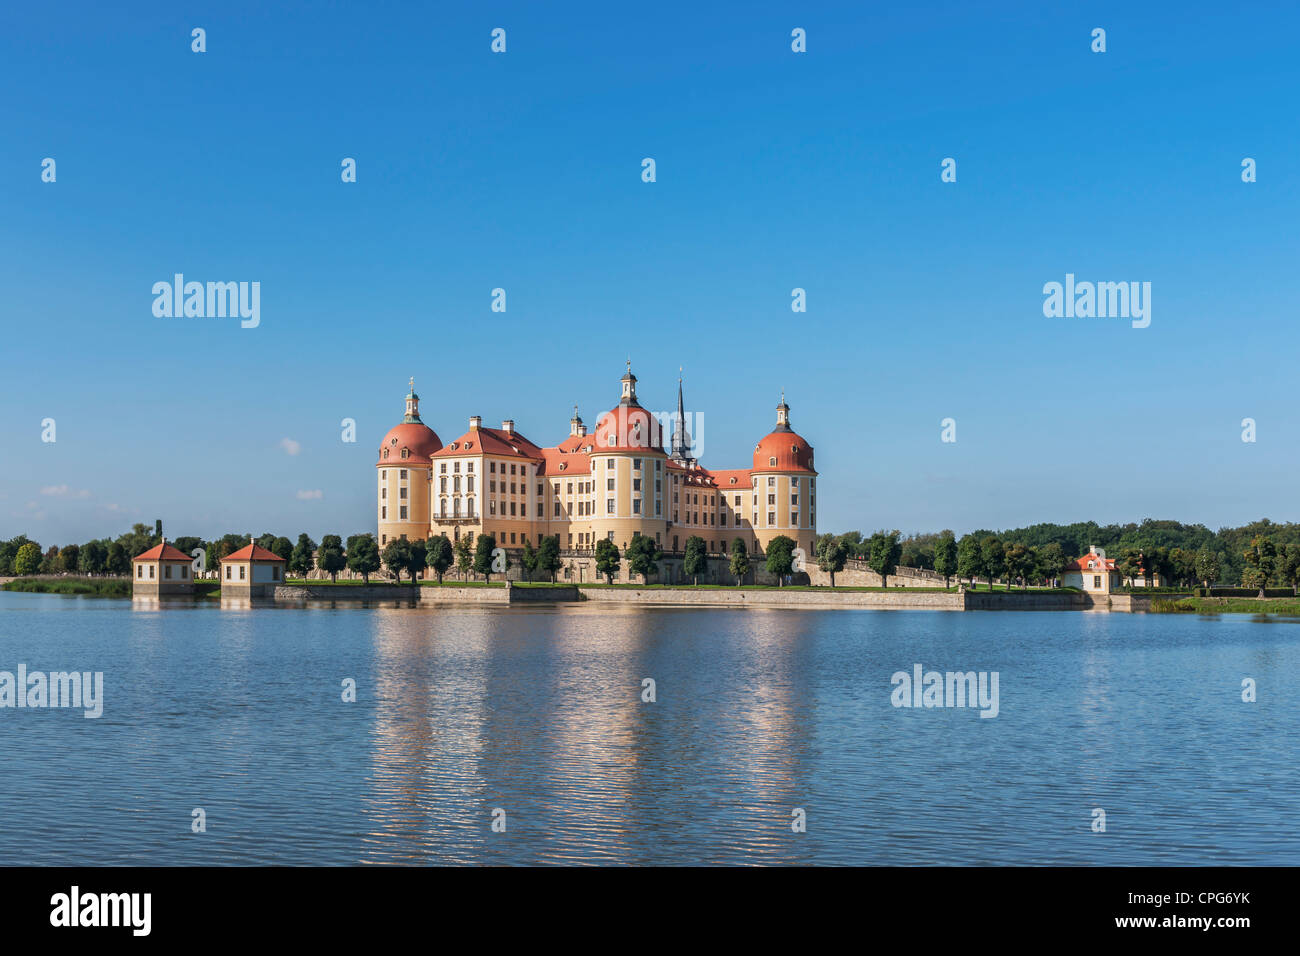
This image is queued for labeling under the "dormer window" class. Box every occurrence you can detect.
[401,448,409,459]
[465,441,473,450]
[729,477,737,484]
[768,456,777,467]
[791,445,798,454]
[449,442,457,450]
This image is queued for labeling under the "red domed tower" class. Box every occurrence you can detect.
[376,379,441,546]
[749,391,817,556]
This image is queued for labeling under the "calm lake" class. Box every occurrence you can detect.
[1,591,1297,865]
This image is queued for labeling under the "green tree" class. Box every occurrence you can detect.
[454,536,473,581]
[956,534,983,588]
[1035,543,1066,587]
[816,536,847,587]
[288,533,317,580]
[980,537,1005,590]
[317,535,347,583]
[1117,548,1143,587]
[58,543,80,574]
[13,542,42,576]
[728,537,751,586]
[77,540,107,576]
[933,531,958,587]
[625,533,663,584]
[409,539,428,582]
[867,530,902,589]
[1194,545,1220,589]
[382,538,413,583]
[1143,545,1170,587]
[346,534,381,584]
[1003,543,1032,589]
[473,534,498,582]
[594,538,621,584]
[521,538,538,582]
[1279,544,1300,595]
[425,534,454,584]
[682,535,707,585]
[765,535,797,586]
[535,535,562,582]
[105,541,129,576]
[1243,536,1277,598]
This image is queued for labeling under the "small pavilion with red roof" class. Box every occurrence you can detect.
[220,537,286,598]
[132,539,195,596]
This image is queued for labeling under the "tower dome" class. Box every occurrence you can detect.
[753,392,815,473]
[592,361,665,452]
[376,378,442,465]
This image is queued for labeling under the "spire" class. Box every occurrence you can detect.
[619,361,639,405]
[403,378,422,423]
[671,366,691,461]
[570,403,584,437]
[775,390,791,431]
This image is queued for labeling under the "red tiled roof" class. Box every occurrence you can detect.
[133,542,192,562]
[539,446,591,476]
[753,429,815,474]
[222,543,286,563]
[377,422,443,465]
[592,405,666,453]
[707,468,753,488]
[434,427,544,460]
[1069,554,1116,571]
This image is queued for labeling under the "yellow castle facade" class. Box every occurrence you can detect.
[375,365,818,560]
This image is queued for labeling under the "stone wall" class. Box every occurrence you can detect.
[577,587,965,610]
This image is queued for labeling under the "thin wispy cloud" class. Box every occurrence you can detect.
[279,438,301,456]
[296,489,323,500]
[40,485,91,499]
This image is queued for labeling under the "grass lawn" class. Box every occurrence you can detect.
[2,577,131,596]
[1153,596,1300,615]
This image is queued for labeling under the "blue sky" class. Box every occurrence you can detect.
[2,1,1297,545]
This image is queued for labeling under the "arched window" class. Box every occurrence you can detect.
[768,456,777,467]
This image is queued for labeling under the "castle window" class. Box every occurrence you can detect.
[768,456,777,467]
[401,449,409,459]
[400,506,408,519]
[607,499,615,514]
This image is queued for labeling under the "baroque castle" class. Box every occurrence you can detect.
[375,364,817,561]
